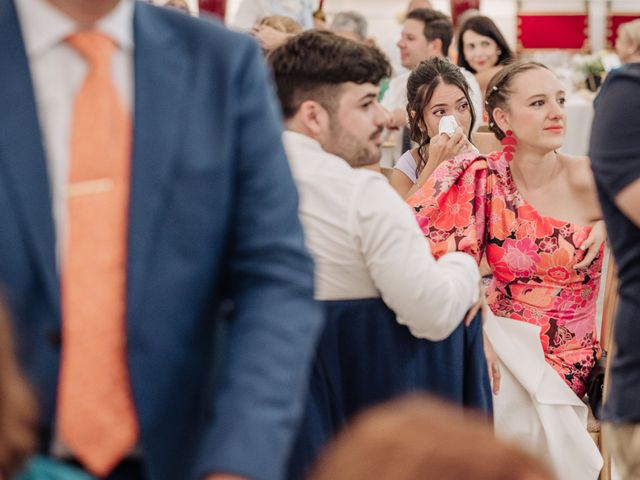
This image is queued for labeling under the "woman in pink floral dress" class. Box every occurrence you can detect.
[407,62,606,480]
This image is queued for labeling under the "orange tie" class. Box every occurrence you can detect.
[58,30,138,476]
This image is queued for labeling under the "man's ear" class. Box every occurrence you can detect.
[298,100,329,138]
[430,37,444,57]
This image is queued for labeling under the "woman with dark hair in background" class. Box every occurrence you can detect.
[390,57,499,198]
[457,15,514,95]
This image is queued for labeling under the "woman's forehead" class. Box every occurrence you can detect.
[509,68,562,96]
[426,83,465,105]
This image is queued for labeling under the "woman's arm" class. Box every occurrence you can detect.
[390,168,415,197]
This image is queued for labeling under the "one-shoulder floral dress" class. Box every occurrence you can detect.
[407,151,602,397]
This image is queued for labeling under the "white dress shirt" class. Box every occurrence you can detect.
[15,0,134,264]
[15,0,135,458]
[283,131,480,341]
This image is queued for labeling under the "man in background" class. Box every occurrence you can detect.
[589,53,640,480]
[330,11,370,45]
[382,8,482,158]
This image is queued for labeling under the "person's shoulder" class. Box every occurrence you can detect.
[560,154,595,193]
[597,64,640,104]
[459,67,480,86]
[387,71,410,90]
[396,149,418,168]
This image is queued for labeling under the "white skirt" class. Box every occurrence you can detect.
[484,311,603,480]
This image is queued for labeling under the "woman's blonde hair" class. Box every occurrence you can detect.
[618,19,640,52]
[0,300,37,477]
[258,15,303,34]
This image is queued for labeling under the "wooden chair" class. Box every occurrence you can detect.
[516,0,590,52]
[587,248,620,480]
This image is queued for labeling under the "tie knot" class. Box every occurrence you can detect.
[67,30,117,68]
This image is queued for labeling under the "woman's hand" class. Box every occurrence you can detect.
[574,220,607,269]
[464,281,485,326]
[427,127,473,169]
[483,332,501,395]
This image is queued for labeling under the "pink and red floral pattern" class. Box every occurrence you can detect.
[408,151,602,397]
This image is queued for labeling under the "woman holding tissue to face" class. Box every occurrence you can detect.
[406,62,607,480]
[390,58,499,198]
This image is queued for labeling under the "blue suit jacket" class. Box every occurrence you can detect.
[0,2,323,479]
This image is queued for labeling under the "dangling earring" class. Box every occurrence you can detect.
[501,130,517,161]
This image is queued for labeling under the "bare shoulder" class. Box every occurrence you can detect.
[559,153,602,218]
[472,132,501,155]
[559,154,596,192]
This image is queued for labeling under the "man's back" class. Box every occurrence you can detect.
[590,63,640,423]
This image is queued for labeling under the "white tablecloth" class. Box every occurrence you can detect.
[560,92,595,157]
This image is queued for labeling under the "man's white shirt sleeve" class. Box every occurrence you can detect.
[350,174,480,341]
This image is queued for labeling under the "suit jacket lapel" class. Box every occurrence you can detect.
[128,3,190,320]
[0,0,60,317]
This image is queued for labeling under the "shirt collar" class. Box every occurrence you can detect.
[15,0,134,59]
[283,130,326,154]
[283,130,353,171]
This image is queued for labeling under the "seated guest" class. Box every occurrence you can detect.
[309,395,554,480]
[615,19,640,65]
[268,31,492,480]
[163,0,190,14]
[230,0,313,31]
[390,57,500,198]
[252,15,303,52]
[407,61,607,480]
[407,0,433,14]
[456,15,514,96]
[330,11,370,45]
[383,9,482,160]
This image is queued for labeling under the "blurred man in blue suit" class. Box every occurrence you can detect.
[0,1,322,479]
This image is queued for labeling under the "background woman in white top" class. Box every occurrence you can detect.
[390,57,499,198]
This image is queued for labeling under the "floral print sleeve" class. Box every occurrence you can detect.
[406,152,490,264]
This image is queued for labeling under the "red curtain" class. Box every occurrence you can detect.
[199,0,226,19]
[517,14,588,50]
[450,0,481,27]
